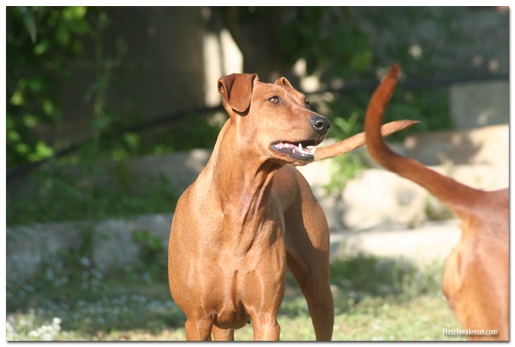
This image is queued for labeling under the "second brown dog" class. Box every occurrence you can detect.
[364,64,509,341]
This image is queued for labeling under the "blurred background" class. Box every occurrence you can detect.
[6,6,509,341]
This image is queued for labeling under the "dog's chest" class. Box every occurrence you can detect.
[201,241,286,329]
[205,265,249,329]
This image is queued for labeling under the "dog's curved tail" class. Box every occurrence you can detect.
[363,63,484,218]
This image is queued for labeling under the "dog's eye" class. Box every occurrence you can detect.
[305,99,311,109]
[268,96,280,104]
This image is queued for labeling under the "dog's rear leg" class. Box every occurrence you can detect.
[212,326,234,341]
[287,253,334,341]
[280,167,334,340]
[184,317,213,341]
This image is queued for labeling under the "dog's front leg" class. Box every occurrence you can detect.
[184,316,213,341]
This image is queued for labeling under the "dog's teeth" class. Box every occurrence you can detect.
[299,143,302,151]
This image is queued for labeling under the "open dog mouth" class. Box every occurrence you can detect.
[271,138,322,161]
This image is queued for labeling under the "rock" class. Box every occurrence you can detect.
[6,214,174,283]
[330,220,462,268]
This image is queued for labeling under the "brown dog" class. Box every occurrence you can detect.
[364,64,509,341]
[168,72,415,341]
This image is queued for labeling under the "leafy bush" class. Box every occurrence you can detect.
[7,160,179,225]
[6,6,92,166]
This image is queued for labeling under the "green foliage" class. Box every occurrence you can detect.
[324,152,369,195]
[132,229,167,282]
[281,7,372,78]
[317,85,452,144]
[321,108,369,195]
[130,112,224,159]
[6,161,179,225]
[17,6,37,43]
[7,6,223,168]
[6,6,92,166]
[381,86,452,141]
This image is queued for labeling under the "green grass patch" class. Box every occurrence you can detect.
[6,250,463,341]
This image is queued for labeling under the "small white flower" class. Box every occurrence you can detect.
[52,317,62,328]
[409,44,423,60]
[80,257,90,266]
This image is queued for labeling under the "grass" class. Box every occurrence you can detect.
[7,160,179,225]
[6,251,464,341]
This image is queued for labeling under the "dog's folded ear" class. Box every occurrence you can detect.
[218,73,257,114]
[274,77,293,88]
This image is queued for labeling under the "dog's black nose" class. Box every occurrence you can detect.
[310,116,331,135]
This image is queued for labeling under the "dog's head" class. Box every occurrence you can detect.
[218,73,330,166]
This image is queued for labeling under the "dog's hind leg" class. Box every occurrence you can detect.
[286,249,334,340]
[282,168,334,341]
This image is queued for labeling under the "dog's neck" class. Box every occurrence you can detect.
[206,119,283,244]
